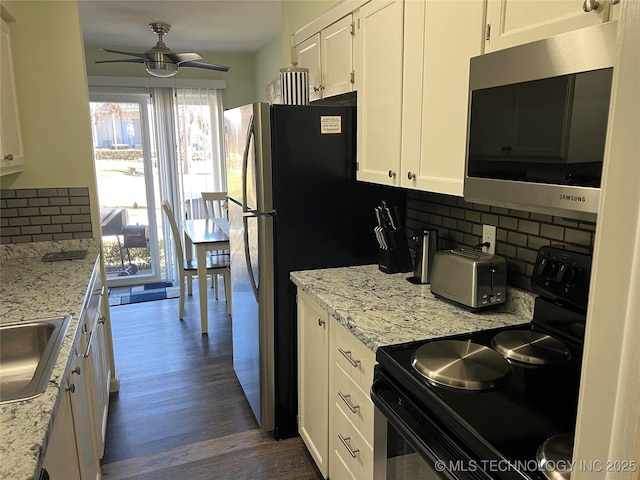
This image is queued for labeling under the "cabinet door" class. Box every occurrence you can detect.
[89,309,110,459]
[297,290,330,478]
[485,0,610,53]
[401,0,484,195]
[296,34,322,102]
[67,353,101,480]
[321,15,354,98]
[42,386,81,480]
[355,0,404,186]
[0,19,25,176]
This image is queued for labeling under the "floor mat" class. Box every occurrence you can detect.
[108,282,180,306]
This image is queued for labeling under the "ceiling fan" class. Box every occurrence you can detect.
[96,22,230,78]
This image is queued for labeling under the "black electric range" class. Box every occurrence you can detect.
[372,245,591,480]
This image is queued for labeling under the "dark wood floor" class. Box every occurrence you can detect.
[101,285,323,480]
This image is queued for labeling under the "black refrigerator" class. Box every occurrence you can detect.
[225,102,405,439]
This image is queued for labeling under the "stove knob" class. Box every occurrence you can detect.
[564,267,583,286]
[555,264,567,283]
[536,258,548,276]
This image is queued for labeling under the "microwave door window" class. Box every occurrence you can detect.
[467,68,612,188]
[469,76,570,161]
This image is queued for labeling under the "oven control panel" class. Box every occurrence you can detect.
[531,245,591,311]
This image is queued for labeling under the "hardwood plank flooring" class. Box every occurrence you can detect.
[101,285,323,480]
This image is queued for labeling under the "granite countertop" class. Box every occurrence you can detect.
[0,240,101,480]
[290,264,535,351]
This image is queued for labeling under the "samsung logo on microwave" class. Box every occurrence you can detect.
[559,194,587,203]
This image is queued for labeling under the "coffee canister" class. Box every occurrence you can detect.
[280,64,309,105]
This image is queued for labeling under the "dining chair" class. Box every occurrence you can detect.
[161,200,231,319]
[201,191,228,220]
[201,191,230,267]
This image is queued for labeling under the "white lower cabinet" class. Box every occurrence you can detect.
[297,289,330,478]
[43,259,110,479]
[297,288,382,480]
[329,317,378,480]
[42,381,82,480]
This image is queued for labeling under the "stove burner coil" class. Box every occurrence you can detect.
[537,433,574,480]
[411,340,512,390]
[491,330,571,365]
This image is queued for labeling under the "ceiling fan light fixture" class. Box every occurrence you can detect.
[145,61,178,78]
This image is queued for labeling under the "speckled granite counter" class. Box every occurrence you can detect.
[1,239,101,480]
[290,264,535,351]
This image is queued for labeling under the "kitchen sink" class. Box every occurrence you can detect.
[0,316,71,403]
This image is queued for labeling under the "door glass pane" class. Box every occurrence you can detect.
[89,100,164,284]
[175,89,227,220]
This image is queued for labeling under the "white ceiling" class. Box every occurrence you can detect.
[78,0,282,53]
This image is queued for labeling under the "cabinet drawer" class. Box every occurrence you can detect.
[333,362,375,445]
[333,406,374,480]
[332,449,357,480]
[332,318,376,394]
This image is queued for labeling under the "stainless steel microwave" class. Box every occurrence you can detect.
[464,22,617,221]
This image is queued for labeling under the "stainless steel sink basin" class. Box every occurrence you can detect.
[0,316,71,403]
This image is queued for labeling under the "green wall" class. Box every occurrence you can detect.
[0,0,344,237]
[0,0,102,237]
[84,46,255,110]
[254,0,341,103]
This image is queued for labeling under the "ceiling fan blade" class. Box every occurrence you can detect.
[96,58,146,64]
[167,52,203,64]
[102,48,151,60]
[179,60,230,72]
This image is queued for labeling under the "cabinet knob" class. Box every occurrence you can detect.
[4,154,13,161]
[98,315,106,324]
[583,0,600,12]
[407,171,416,180]
[317,318,325,327]
[65,384,76,394]
[388,170,396,179]
[71,366,81,375]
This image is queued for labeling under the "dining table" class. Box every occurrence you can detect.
[182,218,230,334]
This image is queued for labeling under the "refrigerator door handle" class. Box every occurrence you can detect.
[241,114,254,215]
[228,198,277,218]
[242,214,260,302]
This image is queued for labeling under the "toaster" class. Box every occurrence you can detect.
[430,249,507,310]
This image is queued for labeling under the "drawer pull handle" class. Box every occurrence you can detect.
[338,391,360,414]
[338,348,361,367]
[338,433,359,459]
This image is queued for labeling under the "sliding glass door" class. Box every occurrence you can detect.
[89,94,164,286]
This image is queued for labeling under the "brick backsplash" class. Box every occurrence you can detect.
[404,190,595,290]
[0,188,93,244]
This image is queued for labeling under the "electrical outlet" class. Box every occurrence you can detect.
[482,225,496,255]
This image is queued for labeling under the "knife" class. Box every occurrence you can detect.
[381,200,397,230]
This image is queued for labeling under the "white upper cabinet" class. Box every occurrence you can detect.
[321,15,355,98]
[296,34,322,101]
[295,15,355,101]
[355,0,404,186]
[400,0,484,195]
[1,18,25,176]
[356,0,483,196]
[484,0,613,53]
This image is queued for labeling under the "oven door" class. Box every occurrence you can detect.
[371,368,493,480]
